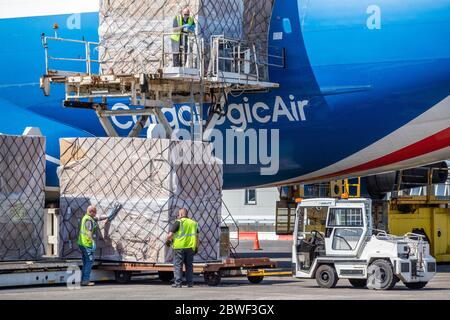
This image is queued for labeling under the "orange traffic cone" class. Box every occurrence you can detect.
[253,232,262,250]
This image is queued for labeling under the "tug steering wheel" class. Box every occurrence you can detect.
[310,230,325,245]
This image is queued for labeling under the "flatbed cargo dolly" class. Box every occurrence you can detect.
[97,257,277,286]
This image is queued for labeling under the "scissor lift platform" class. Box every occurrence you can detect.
[40,35,282,140]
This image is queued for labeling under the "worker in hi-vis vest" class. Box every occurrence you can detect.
[78,204,121,286]
[171,7,196,67]
[166,208,199,288]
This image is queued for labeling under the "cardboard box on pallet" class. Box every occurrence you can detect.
[0,134,46,261]
[58,137,223,263]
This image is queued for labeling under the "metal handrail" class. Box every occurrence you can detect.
[404,232,428,241]
[41,34,99,76]
[41,32,284,87]
[374,229,428,242]
[208,35,284,83]
[161,32,202,69]
[373,229,402,240]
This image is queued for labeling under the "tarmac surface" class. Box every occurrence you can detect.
[1,240,450,300]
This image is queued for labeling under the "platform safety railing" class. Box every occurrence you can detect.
[41,34,99,77]
[161,33,203,71]
[41,33,284,86]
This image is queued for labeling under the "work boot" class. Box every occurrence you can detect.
[81,281,95,287]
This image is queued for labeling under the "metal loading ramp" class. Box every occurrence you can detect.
[40,0,284,140]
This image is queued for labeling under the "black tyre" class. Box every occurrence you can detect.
[404,281,428,290]
[367,259,396,290]
[204,272,221,286]
[315,264,338,288]
[158,271,174,283]
[247,275,264,284]
[115,271,132,284]
[348,278,367,288]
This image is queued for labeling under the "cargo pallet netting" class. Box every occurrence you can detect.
[98,0,275,77]
[58,137,223,263]
[0,135,46,261]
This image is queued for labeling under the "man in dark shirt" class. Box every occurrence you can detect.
[166,208,199,288]
[170,7,196,67]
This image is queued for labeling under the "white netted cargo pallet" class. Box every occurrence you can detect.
[99,0,274,76]
[0,135,46,261]
[58,137,223,263]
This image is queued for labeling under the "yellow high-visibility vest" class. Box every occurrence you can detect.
[77,214,96,248]
[173,217,198,250]
[171,15,194,42]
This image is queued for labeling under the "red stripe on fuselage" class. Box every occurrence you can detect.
[301,126,450,183]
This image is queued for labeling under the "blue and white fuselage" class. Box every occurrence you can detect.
[0,0,449,191]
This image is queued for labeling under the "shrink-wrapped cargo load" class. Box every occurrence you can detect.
[98,0,274,75]
[0,134,46,261]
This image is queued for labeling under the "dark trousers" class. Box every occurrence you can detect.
[79,245,95,283]
[171,35,188,67]
[173,248,195,286]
